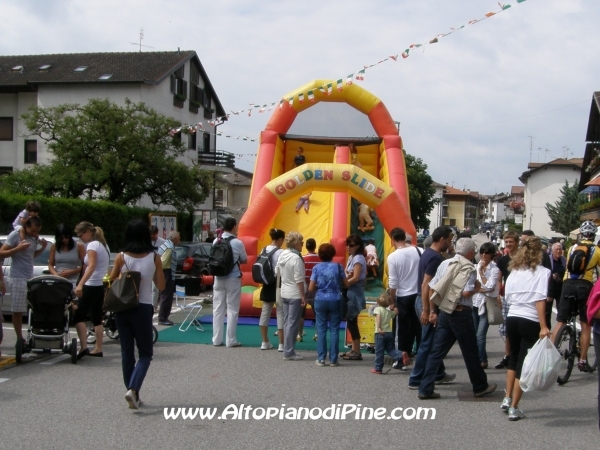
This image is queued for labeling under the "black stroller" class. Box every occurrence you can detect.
[17,275,78,364]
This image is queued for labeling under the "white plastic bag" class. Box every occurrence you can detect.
[519,337,562,392]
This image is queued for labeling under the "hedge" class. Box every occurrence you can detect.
[0,194,192,250]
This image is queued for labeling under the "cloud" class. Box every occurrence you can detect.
[1,0,598,194]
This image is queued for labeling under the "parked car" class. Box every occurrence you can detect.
[417,233,426,248]
[174,242,212,277]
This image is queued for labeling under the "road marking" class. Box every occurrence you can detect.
[0,378,9,384]
[39,354,70,365]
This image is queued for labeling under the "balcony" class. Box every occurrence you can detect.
[198,150,235,168]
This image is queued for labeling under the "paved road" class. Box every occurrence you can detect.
[1,240,599,448]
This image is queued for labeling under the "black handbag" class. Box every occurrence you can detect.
[339,264,349,319]
[103,254,141,313]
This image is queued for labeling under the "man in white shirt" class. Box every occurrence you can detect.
[212,217,247,347]
[387,227,421,365]
[150,225,166,310]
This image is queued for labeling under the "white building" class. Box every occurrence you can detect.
[519,158,583,237]
[426,181,445,231]
[487,193,509,223]
[0,51,226,174]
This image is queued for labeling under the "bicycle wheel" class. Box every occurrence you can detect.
[587,343,597,372]
[105,328,119,340]
[554,324,576,384]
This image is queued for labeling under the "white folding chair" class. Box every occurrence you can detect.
[175,285,204,332]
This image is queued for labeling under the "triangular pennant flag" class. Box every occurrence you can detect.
[279,100,284,109]
[308,90,315,102]
[499,2,511,10]
[429,37,439,44]
[517,0,526,3]
[402,49,410,58]
[298,92,305,103]
[346,74,354,85]
[356,69,365,81]
[318,86,326,94]
[268,102,276,111]
[197,122,203,129]
[336,79,343,91]
[468,19,479,24]
[485,12,495,17]
[288,97,294,106]
[247,109,252,117]
[326,83,333,95]
[389,55,398,61]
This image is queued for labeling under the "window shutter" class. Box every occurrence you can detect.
[182,80,188,100]
[170,75,176,94]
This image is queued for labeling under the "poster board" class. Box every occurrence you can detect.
[149,213,178,240]
[193,211,218,242]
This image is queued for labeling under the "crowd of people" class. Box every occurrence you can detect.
[1,201,598,427]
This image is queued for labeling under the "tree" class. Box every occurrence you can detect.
[1,98,212,210]
[404,150,436,230]
[545,180,586,236]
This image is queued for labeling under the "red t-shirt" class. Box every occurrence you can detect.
[303,253,321,285]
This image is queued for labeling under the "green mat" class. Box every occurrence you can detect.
[158,323,347,349]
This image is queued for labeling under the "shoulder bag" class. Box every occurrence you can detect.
[103,253,141,313]
[485,296,504,325]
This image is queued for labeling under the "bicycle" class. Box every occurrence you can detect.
[553,305,597,384]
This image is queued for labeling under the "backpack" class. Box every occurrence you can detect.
[252,246,279,285]
[567,243,592,277]
[208,235,236,277]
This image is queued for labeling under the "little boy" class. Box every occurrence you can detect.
[294,147,306,167]
[13,201,41,241]
[371,293,402,374]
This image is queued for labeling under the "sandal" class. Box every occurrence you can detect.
[341,350,362,360]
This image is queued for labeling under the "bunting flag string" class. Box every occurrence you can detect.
[170,1,528,139]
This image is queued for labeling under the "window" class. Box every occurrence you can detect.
[214,189,224,209]
[24,140,37,164]
[74,66,88,72]
[189,85,202,114]
[98,74,113,80]
[201,91,211,118]
[0,166,13,176]
[170,70,187,109]
[11,65,23,72]
[38,64,51,71]
[0,118,13,141]
[188,132,197,150]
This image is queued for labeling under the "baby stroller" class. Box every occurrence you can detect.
[17,275,78,364]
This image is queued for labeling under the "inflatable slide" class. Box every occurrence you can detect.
[236,80,417,316]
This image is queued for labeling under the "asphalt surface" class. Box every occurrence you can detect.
[1,234,599,448]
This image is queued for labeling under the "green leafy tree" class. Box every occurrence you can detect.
[1,98,212,210]
[404,150,436,230]
[545,180,587,236]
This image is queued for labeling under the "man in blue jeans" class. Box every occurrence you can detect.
[408,226,455,389]
[417,238,497,400]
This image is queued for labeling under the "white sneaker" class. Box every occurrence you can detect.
[125,389,139,410]
[278,344,284,352]
[508,407,525,421]
[260,342,273,350]
[284,354,303,361]
[501,397,512,412]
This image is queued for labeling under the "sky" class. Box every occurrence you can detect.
[1,0,598,195]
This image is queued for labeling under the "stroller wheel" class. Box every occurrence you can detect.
[70,338,78,364]
[15,339,23,363]
[152,326,158,344]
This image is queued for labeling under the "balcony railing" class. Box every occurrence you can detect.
[198,150,235,168]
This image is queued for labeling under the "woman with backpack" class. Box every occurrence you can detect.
[276,232,306,361]
[258,229,285,351]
